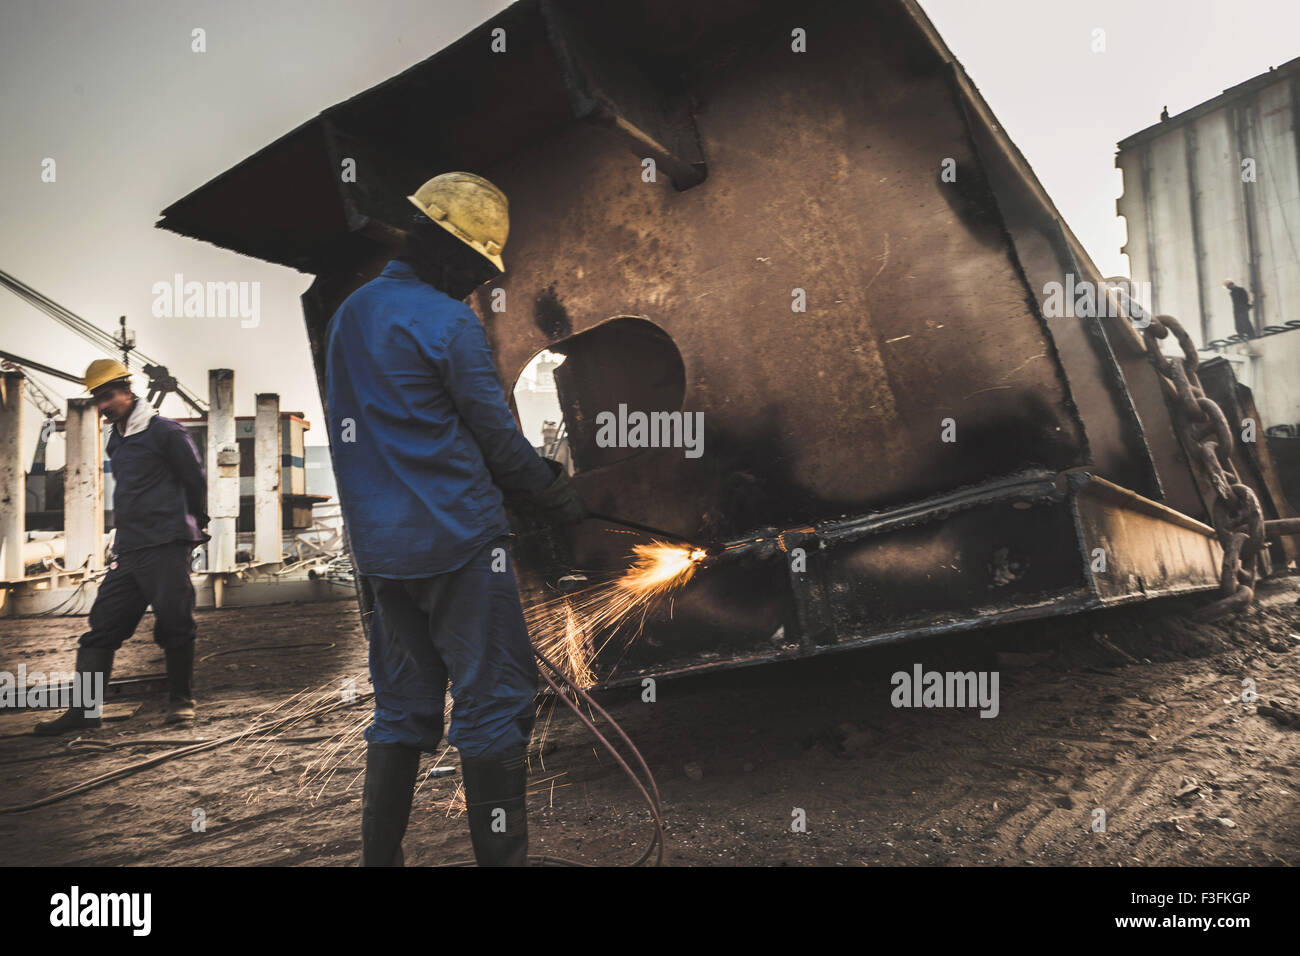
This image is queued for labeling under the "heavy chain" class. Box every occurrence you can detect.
[1140,314,1268,619]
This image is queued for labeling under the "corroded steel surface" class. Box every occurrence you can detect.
[156,0,1276,682]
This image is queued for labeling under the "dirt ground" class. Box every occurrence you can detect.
[2,578,1298,867]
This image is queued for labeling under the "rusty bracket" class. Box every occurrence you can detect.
[540,0,706,190]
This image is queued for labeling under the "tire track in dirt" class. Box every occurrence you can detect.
[4,586,1299,866]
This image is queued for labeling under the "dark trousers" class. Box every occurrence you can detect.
[363,536,538,759]
[80,542,198,651]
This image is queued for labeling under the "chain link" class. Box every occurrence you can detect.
[1140,314,1267,620]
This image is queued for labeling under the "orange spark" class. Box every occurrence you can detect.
[619,543,708,595]
[527,541,706,688]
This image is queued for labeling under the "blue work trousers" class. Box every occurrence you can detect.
[362,537,538,758]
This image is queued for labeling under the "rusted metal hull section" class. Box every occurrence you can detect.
[154,0,1272,685]
[1069,474,1222,603]
[584,473,1224,687]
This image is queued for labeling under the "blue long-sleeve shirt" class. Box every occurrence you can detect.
[325,259,554,578]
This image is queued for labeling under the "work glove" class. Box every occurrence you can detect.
[530,458,588,526]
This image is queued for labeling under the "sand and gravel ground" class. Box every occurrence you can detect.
[2,579,1298,866]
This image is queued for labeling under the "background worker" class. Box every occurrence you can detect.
[36,360,208,735]
[326,171,585,867]
[1224,279,1255,339]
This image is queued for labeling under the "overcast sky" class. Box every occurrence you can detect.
[2,0,1297,467]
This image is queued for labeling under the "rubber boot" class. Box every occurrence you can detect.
[361,742,421,866]
[33,646,115,736]
[461,747,529,867]
[164,640,196,724]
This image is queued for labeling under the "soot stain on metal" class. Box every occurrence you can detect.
[534,283,572,340]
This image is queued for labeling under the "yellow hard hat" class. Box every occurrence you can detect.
[84,358,131,393]
[407,172,509,273]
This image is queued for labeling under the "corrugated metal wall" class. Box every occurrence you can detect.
[1117,62,1300,429]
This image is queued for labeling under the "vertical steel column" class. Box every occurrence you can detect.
[64,397,104,571]
[1138,144,1161,315]
[1183,122,1209,344]
[1234,99,1265,331]
[0,371,24,581]
[254,392,282,564]
[206,369,238,576]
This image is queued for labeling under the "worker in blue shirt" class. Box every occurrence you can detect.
[36,359,208,735]
[326,171,585,867]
